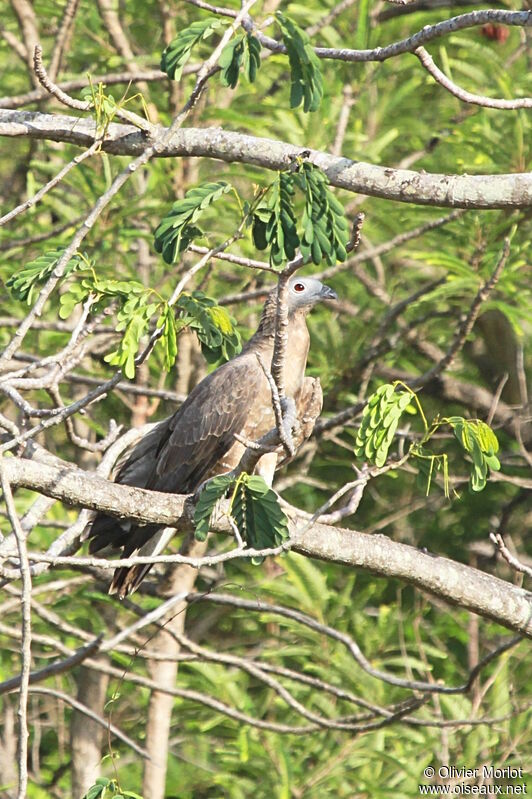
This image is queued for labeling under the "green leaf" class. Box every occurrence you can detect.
[83,779,109,799]
[219,33,246,89]
[103,300,154,379]
[294,162,350,266]
[59,282,92,319]
[155,305,178,371]
[194,474,234,541]
[354,383,414,467]
[232,474,289,563]
[7,249,88,304]
[448,417,501,493]
[219,32,262,89]
[177,291,241,363]
[154,182,232,264]
[276,13,323,113]
[161,17,227,81]
[257,171,299,267]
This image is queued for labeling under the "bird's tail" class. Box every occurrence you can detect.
[109,526,177,599]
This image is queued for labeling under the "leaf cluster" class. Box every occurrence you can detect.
[83,777,142,799]
[355,384,414,468]
[154,181,232,265]
[276,12,323,112]
[59,275,240,377]
[194,473,289,561]
[219,32,261,89]
[252,171,298,267]
[355,383,501,495]
[160,13,323,112]
[6,249,88,305]
[177,291,241,363]
[448,417,501,492]
[297,162,350,265]
[252,162,350,267]
[160,17,227,81]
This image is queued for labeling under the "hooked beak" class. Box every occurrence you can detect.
[319,283,338,301]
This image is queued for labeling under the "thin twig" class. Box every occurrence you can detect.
[0,463,32,799]
[47,0,81,81]
[415,46,532,108]
[0,68,180,111]
[409,238,510,388]
[27,687,149,759]
[490,533,532,579]
[0,141,100,227]
[187,592,523,695]
[33,45,154,133]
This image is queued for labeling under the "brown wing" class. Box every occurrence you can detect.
[148,354,264,493]
[85,353,263,559]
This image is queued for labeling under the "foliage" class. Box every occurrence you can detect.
[448,416,501,492]
[0,0,531,797]
[252,161,350,267]
[355,383,501,494]
[154,181,232,264]
[160,17,227,81]
[219,32,262,89]
[276,12,324,112]
[194,473,289,560]
[354,383,415,468]
[83,778,143,799]
[6,249,89,304]
[176,290,242,363]
[58,277,240,377]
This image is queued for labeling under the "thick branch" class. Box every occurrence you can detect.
[2,456,532,637]
[1,111,531,208]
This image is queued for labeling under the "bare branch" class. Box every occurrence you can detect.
[409,238,510,388]
[47,0,80,81]
[255,10,532,64]
[2,111,530,209]
[2,456,532,637]
[0,68,177,111]
[186,592,524,693]
[27,687,149,759]
[415,46,532,109]
[0,638,102,695]
[0,141,100,227]
[490,533,532,579]
[32,44,154,133]
[0,463,32,799]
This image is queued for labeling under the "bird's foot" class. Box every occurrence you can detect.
[280,396,298,456]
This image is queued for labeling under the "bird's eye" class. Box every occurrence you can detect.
[294,283,305,292]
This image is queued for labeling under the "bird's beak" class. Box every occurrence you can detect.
[319,283,338,301]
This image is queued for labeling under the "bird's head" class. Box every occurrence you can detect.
[253,276,338,339]
[287,276,338,311]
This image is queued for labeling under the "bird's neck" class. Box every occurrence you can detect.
[244,302,311,397]
[249,293,310,342]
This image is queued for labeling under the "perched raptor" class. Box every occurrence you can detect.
[84,276,337,597]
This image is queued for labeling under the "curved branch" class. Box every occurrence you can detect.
[1,111,531,208]
[256,10,532,64]
[2,455,532,637]
[415,46,532,109]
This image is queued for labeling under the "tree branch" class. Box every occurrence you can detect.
[2,455,532,637]
[1,111,531,208]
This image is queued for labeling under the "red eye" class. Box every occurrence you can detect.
[294,283,305,292]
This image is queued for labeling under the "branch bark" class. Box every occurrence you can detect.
[1,111,531,208]
[2,455,532,638]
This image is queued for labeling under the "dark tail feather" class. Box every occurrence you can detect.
[108,525,177,598]
[109,563,155,599]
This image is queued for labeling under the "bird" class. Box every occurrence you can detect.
[83,276,337,597]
